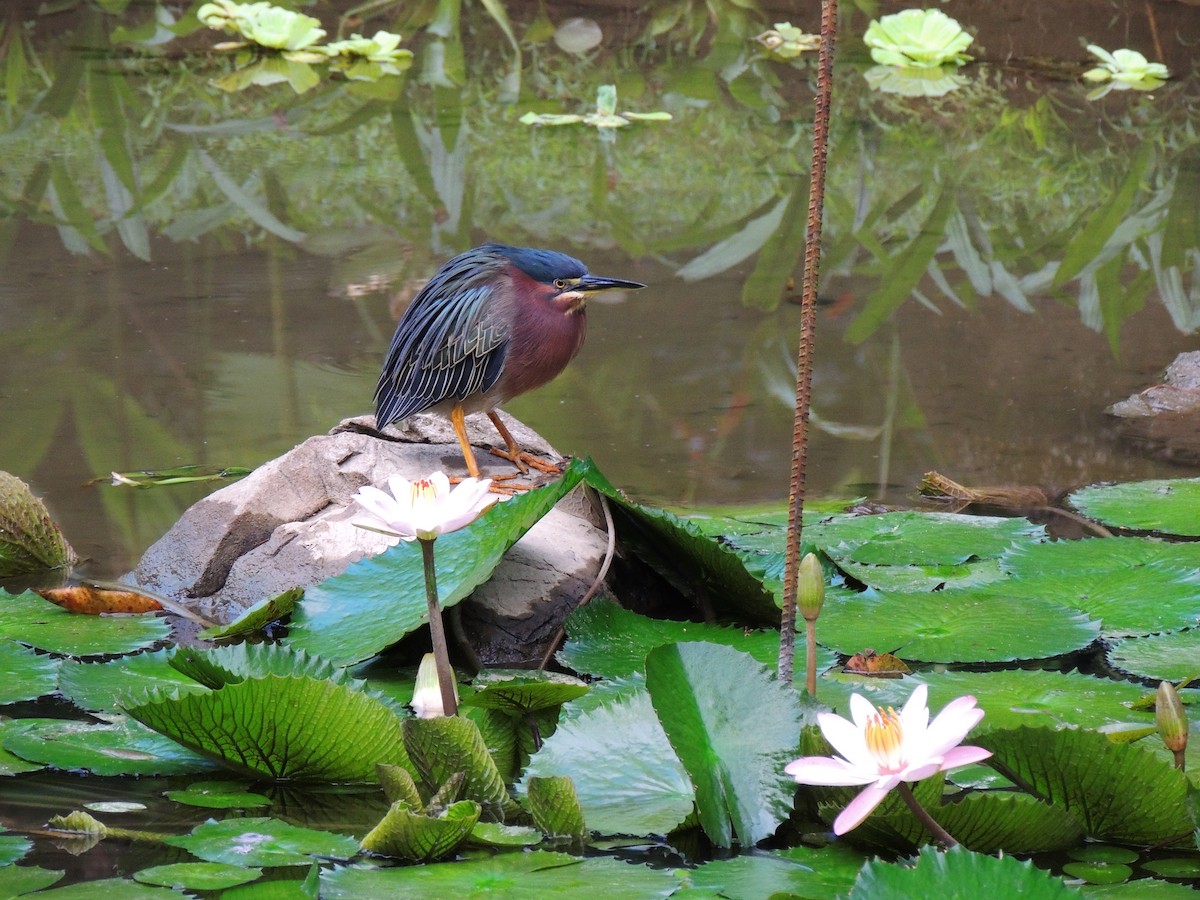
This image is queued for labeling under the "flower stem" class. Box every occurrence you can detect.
[805,619,818,696]
[896,782,958,848]
[419,537,458,717]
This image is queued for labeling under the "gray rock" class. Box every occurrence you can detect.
[1107,351,1200,417]
[1106,351,1200,465]
[131,413,608,665]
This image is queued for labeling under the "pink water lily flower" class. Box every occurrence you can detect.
[353,472,497,542]
[785,684,991,835]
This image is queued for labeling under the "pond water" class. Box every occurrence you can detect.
[1,0,1199,889]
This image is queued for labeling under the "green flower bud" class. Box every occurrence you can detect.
[1156,681,1188,755]
[798,552,826,622]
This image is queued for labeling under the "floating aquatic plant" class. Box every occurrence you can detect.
[197,1,326,54]
[754,23,821,60]
[1083,45,1170,97]
[519,85,672,129]
[863,9,973,69]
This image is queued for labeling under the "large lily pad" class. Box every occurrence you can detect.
[321,851,679,899]
[645,642,806,848]
[0,639,60,704]
[126,674,407,782]
[1069,479,1200,537]
[57,649,207,712]
[811,511,1045,566]
[980,726,1192,843]
[1,717,216,776]
[0,590,169,656]
[165,816,359,867]
[287,460,589,665]
[850,845,1079,898]
[1107,632,1200,682]
[685,844,865,899]
[0,865,64,896]
[520,683,694,836]
[557,597,837,681]
[816,583,1101,663]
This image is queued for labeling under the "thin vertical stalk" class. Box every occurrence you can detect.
[420,537,459,716]
[804,619,818,695]
[780,0,838,682]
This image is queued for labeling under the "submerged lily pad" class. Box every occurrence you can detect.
[1,717,216,776]
[1069,479,1200,536]
[166,816,359,867]
[0,590,169,656]
[520,683,694,836]
[816,583,1100,663]
[127,674,407,782]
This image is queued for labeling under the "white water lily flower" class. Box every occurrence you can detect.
[353,472,496,542]
[411,652,455,718]
[785,684,991,834]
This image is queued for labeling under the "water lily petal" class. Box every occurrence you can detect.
[848,692,878,729]
[354,484,403,522]
[818,710,879,774]
[939,744,992,770]
[785,755,878,787]
[923,695,985,757]
[833,783,892,835]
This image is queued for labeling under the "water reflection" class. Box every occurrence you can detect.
[0,1,1196,579]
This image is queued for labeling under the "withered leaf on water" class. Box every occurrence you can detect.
[35,586,164,615]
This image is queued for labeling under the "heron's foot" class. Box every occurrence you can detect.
[449,472,535,494]
[489,447,564,475]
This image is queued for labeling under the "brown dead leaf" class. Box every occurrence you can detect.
[35,585,163,615]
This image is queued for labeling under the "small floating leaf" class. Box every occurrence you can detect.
[1069,479,1200,536]
[165,816,359,867]
[165,780,271,810]
[2,717,216,777]
[198,588,302,640]
[133,862,262,891]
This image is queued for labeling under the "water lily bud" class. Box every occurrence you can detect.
[798,552,825,622]
[412,653,455,718]
[1156,681,1188,755]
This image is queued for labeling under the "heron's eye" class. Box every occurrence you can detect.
[553,278,568,289]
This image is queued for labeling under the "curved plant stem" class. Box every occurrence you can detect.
[419,537,458,716]
[896,782,959,848]
[780,0,838,684]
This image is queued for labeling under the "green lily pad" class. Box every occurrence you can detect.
[837,558,1006,592]
[288,460,590,665]
[360,799,481,861]
[165,816,360,867]
[167,642,367,690]
[58,649,208,712]
[0,590,169,656]
[21,878,185,897]
[0,742,44,775]
[0,865,64,896]
[645,642,806,848]
[816,583,1101,663]
[1142,858,1200,878]
[165,780,272,809]
[0,832,31,865]
[133,862,262,890]
[557,597,836,682]
[1061,862,1132,884]
[463,669,589,714]
[812,511,1045,566]
[1069,847,1140,864]
[468,822,543,847]
[0,639,59,704]
[687,844,865,899]
[402,716,510,821]
[525,775,587,848]
[1,717,216,776]
[1107,632,1200,682]
[520,682,694,836]
[320,851,679,898]
[1069,479,1200,536]
[934,791,1085,854]
[127,673,407,782]
[850,846,1078,898]
[980,727,1191,843]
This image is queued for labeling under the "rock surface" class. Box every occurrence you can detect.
[131,412,608,666]
[1106,351,1200,465]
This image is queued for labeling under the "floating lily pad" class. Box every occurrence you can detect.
[0,831,31,865]
[84,802,146,813]
[1,717,216,776]
[1061,861,1132,884]
[0,639,59,704]
[1142,858,1200,879]
[0,865,64,895]
[850,846,1076,898]
[133,862,262,890]
[1069,479,1200,536]
[0,590,169,656]
[645,642,806,848]
[837,558,1005,593]
[1069,846,1140,865]
[687,844,864,898]
[127,674,407,782]
[165,780,271,809]
[468,822,543,848]
[198,588,302,640]
[558,598,836,682]
[1107,632,1200,682]
[816,583,1100,663]
[22,878,184,897]
[520,683,694,836]
[165,817,359,867]
[320,851,679,898]
[58,649,208,712]
[811,511,1045,566]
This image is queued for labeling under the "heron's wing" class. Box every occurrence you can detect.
[374,264,510,425]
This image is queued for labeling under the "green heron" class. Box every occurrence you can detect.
[374,243,644,478]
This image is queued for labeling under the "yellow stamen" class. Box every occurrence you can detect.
[864,706,904,770]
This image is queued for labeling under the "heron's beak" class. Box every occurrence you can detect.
[576,274,645,294]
